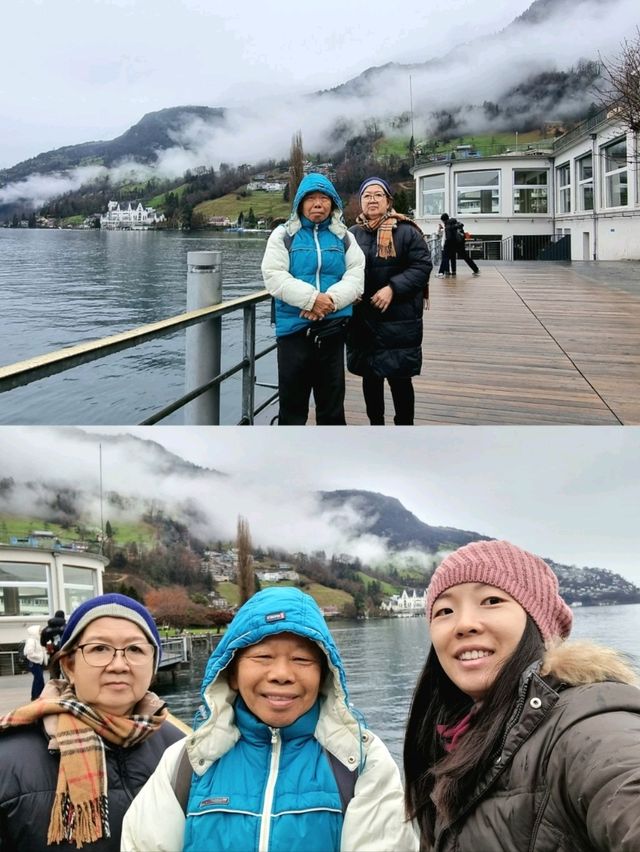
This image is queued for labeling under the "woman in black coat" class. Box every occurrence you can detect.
[347,177,432,425]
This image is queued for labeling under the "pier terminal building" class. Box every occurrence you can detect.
[412,109,639,261]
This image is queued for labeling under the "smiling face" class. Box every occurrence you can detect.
[429,583,527,702]
[360,183,391,219]
[300,191,333,223]
[228,632,323,728]
[60,616,155,717]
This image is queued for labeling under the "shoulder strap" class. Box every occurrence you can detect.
[171,744,193,814]
[172,741,358,817]
[325,749,358,815]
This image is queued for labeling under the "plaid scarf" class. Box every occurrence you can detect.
[0,679,168,848]
[355,209,424,259]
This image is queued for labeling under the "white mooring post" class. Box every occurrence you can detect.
[184,251,222,424]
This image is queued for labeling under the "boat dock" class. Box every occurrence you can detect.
[337,261,640,425]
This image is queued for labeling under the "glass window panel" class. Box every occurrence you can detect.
[420,174,445,191]
[513,188,548,213]
[456,189,500,214]
[580,185,594,211]
[606,171,628,207]
[577,155,592,181]
[0,561,48,583]
[603,139,627,172]
[422,192,445,215]
[456,170,499,187]
[63,565,98,612]
[513,169,548,186]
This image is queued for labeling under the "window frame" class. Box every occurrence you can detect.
[512,168,549,214]
[455,169,501,215]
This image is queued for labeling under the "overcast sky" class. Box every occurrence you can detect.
[2,0,638,187]
[1,425,638,586]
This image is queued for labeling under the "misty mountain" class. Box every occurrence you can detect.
[319,490,489,553]
[0,106,225,187]
[0,0,613,211]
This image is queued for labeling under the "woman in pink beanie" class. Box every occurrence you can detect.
[404,539,640,852]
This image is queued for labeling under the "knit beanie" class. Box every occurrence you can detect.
[426,540,573,642]
[359,177,393,198]
[59,593,162,671]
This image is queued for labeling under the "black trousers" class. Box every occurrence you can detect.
[277,330,346,425]
[451,246,479,274]
[362,374,415,425]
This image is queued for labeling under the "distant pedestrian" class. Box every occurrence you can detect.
[346,177,432,425]
[23,624,46,700]
[40,609,66,657]
[261,173,365,425]
[440,213,479,276]
[404,539,640,851]
[436,219,451,277]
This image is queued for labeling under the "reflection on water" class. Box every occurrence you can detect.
[0,229,273,424]
[155,605,640,768]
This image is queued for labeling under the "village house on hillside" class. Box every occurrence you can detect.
[100,200,165,230]
[412,109,639,261]
[381,588,427,616]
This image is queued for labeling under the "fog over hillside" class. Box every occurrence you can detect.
[1,0,637,207]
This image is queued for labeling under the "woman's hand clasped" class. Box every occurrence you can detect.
[371,285,393,312]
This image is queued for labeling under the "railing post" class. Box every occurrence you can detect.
[241,305,257,424]
[184,251,222,424]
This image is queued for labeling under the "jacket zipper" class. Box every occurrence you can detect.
[259,727,282,852]
[313,224,322,290]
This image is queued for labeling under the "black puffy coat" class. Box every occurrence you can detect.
[0,719,184,851]
[40,615,66,649]
[346,221,432,378]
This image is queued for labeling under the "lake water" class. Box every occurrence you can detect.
[155,604,640,767]
[0,229,274,424]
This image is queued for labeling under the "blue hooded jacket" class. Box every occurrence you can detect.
[265,173,357,337]
[183,588,366,852]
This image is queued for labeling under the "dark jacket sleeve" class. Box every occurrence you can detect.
[388,225,432,299]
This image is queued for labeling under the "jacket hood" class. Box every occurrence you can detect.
[285,173,347,241]
[200,587,349,700]
[540,640,639,687]
[188,588,365,775]
[27,625,41,637]
[292,173,343,214]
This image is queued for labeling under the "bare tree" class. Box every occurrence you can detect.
[289,131,305,204]
[597,28,640,134]
[237,515,255,605]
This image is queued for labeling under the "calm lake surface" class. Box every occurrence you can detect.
[0,229,274,424]
[155,604,640,766]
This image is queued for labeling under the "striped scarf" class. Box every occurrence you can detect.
[0,679,167,847]
[355,209,424,259]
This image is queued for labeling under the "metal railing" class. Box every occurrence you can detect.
[158,637,189,668]
[0,252,278,426]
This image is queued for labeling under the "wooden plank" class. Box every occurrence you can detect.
[334,262,640,425]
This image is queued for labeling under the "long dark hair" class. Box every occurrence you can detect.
[404,616,544,847]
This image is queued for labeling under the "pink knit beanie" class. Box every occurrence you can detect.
[426,540,573,642]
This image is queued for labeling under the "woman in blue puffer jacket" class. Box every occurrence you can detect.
[122,587,417,852]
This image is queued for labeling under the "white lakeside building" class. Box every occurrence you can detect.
[412,108,639,261]
[0,542,107,647]
[381,588,427,616]
[100,201,166,230]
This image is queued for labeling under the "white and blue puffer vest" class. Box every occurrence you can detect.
[275,173,353,337]
[182,587,366,852]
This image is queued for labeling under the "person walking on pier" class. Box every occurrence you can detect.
[122,587,417,852]
[346,177,432,425]
[40,609,66,657]
[404,540,640,852]
[0,593,185,851]
[261,173,365,425]
[23,623,47,700]
[439,213,479,276]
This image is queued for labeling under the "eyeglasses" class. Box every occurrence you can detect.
[76,642,155,667]
[362,192,387,201]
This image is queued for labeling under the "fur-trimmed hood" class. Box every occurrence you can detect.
[539,640,639,688]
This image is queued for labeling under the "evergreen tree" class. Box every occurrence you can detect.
[237,515,255,605]
[289,131,304,203]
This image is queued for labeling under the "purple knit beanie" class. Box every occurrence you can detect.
[59,593,162,672]
[426,540,573,642]
[359,176,393,198]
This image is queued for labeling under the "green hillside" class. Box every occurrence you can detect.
[195,191,289,223]
[0,513,157,549]
[356,571,398,595]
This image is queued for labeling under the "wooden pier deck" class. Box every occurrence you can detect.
[339,262,640,425]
